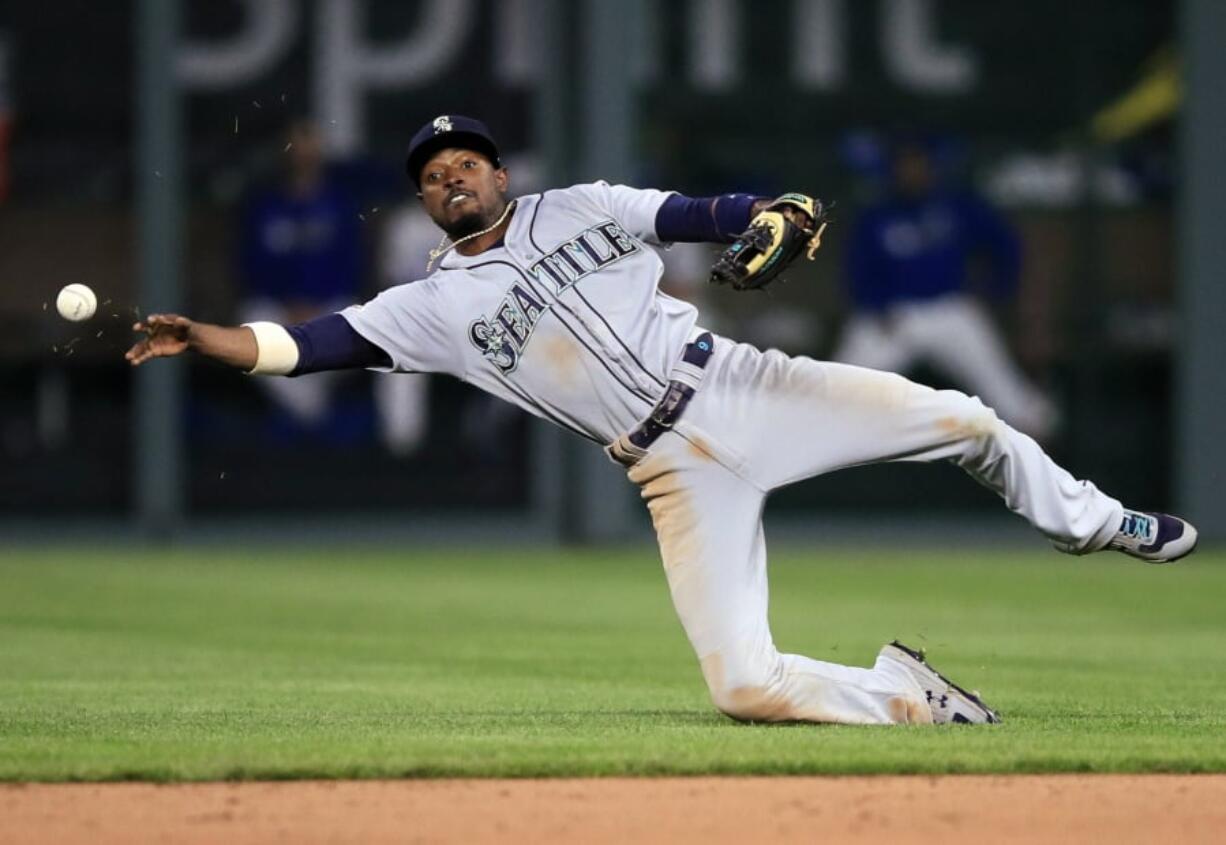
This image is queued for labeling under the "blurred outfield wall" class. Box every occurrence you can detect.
[1,0,1210,541]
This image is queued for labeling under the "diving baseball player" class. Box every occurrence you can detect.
[126,116,1198,726]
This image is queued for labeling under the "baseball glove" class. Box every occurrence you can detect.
[709,193,828,291]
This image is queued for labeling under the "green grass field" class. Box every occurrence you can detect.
[1,544,1223,781]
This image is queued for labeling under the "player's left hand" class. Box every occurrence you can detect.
[709,193,829,291]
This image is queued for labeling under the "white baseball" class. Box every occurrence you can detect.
[56,284,97,322]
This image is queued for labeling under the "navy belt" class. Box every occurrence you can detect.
[627,332,714,450]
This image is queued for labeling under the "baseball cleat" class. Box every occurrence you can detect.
[878,641,1001,725]
[1106,510,1198,563]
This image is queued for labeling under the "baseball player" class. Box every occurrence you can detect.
[126,116,1198,726]
[835,137,1058,441]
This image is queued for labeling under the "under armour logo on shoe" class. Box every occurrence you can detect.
[925,690,949,709]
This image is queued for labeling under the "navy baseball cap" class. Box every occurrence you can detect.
[405,115,502,187]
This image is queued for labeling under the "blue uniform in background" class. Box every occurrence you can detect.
[241,179,364,305]
[836,189,1057,440]
[847,190,1020,312]
[238,172,369,441]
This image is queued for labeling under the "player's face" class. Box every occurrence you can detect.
[418,147,509,238]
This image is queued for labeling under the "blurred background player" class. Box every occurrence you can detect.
[655,242,725,333]
[238,120,366,441]
[835,136,1059,441]
[374,196,433,456]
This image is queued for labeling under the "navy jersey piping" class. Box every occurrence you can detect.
[527,190,549,254]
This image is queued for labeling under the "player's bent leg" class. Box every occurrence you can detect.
[702,630,934,725]
[622,432,932,725]
[260,370,336,425]
[918,297,1059,441]
[832,314,911,374]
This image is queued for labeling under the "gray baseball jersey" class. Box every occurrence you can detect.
[341,182,697,445]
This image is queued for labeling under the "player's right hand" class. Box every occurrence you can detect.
[125,314,194,366]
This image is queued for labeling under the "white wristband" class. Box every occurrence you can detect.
[241,321,300,375]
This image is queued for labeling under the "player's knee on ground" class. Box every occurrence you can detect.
[710,682,789,722]
[702,648,931,725]
[701,649,792,722]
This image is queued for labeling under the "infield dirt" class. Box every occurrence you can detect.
[3,775,1223,844]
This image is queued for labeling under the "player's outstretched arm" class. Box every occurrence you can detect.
[126,312,391,376]
[125,315,258,371]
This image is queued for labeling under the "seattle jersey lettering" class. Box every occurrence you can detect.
[467,220,641,373]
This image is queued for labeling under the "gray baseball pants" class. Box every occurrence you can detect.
[610,334,1122,725]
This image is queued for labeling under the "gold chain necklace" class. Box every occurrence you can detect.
[426,199,517,272]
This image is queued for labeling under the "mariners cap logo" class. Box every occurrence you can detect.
[432,115,453,134]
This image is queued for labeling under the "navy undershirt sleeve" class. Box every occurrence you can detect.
[284,312,392,376]
[654,193,763,244]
